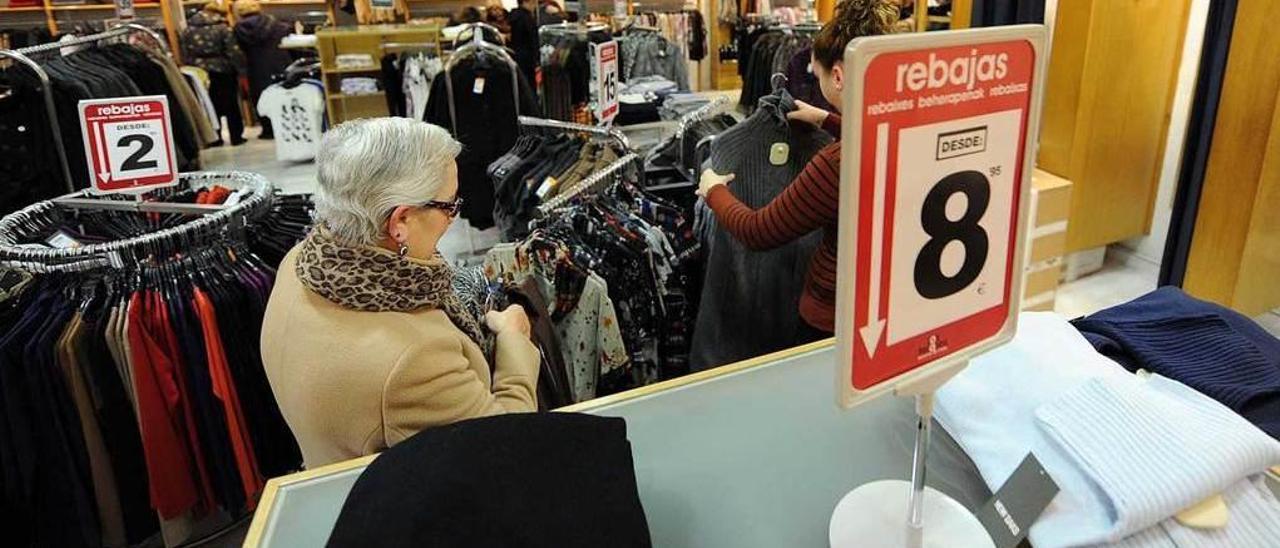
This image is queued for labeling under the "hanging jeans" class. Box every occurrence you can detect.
[208,71,244,143]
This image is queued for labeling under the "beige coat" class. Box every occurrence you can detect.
[261,247,540,469]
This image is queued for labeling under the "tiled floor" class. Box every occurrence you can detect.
[1254,309,1280,338]
[200,127,319,195]
[1053,249,1159,320]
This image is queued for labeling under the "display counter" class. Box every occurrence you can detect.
[244,340,991,547]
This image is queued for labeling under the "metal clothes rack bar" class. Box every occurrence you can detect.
[676,94,731,138]
[539,152,641,213]
[538,21,611,36]
[0,23,173,194]
[519,115,633,150]
[0,171,273,272]
[51,196,231,215]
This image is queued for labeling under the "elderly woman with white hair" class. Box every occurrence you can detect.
[261,118,539,468]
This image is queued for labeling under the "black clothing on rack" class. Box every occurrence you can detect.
[425,54,540,229]
[540,28,612,122]
[508,6,540,87]
[381,54,408,117]
[0,43,201,215]
[0,181,311,547]
[739,29,814,112]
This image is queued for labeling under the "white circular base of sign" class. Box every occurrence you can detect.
[829,480,993,548]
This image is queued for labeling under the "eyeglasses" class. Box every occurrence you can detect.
[418,197,465,218]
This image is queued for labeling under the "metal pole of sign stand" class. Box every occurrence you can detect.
[830,366,989,548]
[906,393,934,547]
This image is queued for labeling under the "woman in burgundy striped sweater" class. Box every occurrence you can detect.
[697,0,900,342]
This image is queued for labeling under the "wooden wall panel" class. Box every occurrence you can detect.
[1035,0,1190,252]
[1035,0,1092,177]
[1184,0,1280,315]
[1233,103,1280,316]
[1064,0,1189,251]
[949,0,971,29]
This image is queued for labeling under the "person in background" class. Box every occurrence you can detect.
[452,6,483,25]
[233,0,292,140]
[507,0,539,87]
[539,0,566,25]
[261,118,540,469]
[181,1,245,146]
[485,2,511,34]
[696,0,899,343]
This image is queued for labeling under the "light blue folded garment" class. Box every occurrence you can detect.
[936,313,1280,547]
[936,313,1137,547]
[1158,477,1280,547]
[1036,375,1280,543]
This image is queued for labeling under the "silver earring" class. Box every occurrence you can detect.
[398,242,409,257]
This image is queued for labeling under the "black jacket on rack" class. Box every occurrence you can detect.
[0,44,201,214]
[425,55,540,229]
[0,183,311,548]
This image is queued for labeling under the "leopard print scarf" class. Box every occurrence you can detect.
[294,226,487,348]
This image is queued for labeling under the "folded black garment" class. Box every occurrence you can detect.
[327,413,652,548]
[1071,286,1280,439]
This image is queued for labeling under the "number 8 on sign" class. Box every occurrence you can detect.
[887,109,1020,350]
[914,170,990,299]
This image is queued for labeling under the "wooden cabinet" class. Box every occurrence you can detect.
[1183,0,1280,317]
[315,24,440,124]
[1035,0,1191,252]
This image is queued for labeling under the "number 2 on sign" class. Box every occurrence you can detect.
[117,135,158,171]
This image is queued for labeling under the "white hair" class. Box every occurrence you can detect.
[313,118,462,246]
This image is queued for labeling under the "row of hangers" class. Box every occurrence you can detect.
[0,172,274,274]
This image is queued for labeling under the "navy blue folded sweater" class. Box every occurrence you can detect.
[1071,286,1280,439]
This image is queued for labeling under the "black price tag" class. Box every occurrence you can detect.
[974,453,1059,548]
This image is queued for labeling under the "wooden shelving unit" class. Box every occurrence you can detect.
[0,1,176,51]
[325,66,381,74]
[316,24,440,123]
[50,2,158,9]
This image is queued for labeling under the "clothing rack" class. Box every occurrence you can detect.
[519,115,633,150]
[0,23,172,194]
[0,171,272,272]
[444,22,519,135]
[540,152,641,213]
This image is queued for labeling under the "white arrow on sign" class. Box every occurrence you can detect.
[95,121,111,184]
[860,122,890,357]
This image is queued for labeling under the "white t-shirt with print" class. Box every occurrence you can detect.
[257,82,326,162]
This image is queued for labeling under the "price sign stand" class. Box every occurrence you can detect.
[828,26,1047,548]
[590,40,619,125]
[78,95,179,195]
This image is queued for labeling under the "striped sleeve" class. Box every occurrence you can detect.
[822,113,842,140]
[705,147,840,251]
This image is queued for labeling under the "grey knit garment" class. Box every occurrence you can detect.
[690,89,833,371]
[620,32,690,91]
